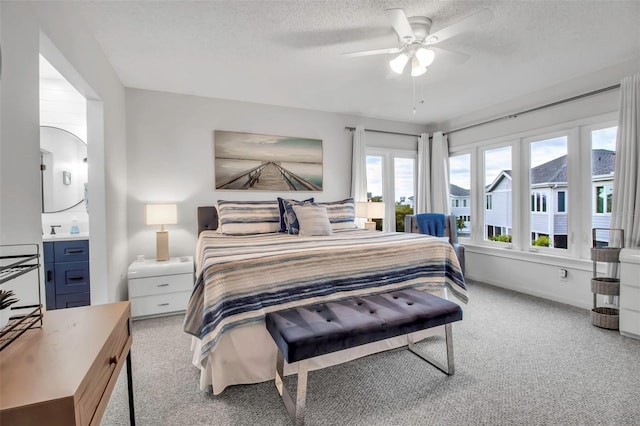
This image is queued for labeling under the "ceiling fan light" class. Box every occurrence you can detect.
[411,57,427,77]
[415,48,435,68]
[389,53,409,74]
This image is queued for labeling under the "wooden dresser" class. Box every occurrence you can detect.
[0,301,135,425]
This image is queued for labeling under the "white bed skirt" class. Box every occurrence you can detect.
[191,287,450,395]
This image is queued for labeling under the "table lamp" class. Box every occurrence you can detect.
[355,201,385,230]
[145,203,177,261]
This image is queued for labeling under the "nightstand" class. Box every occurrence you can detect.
[127,256,194,319]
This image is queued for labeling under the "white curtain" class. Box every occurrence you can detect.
[351,126,367,202]
[610,73,640,249]
[430,131,451,215]
[416,133,430,214]
[351,126,367,229]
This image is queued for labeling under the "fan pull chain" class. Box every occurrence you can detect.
[412,77,416,114]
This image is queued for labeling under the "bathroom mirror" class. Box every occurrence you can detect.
[40,126,87,213]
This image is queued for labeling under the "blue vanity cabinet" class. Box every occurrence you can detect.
[43,242,56,310]
[43,239,90,309]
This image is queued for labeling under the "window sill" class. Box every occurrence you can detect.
[462,242,593,272]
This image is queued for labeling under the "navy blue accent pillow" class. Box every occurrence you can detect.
[277,197,314,232]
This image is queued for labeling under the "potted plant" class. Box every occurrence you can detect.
[0,289,19,328]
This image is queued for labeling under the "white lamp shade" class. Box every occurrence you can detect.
[415,48,435,68]
[145,203,177,226]
[389,53,409,74]
[355,201,385,219]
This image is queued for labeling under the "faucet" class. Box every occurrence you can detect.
[50,225,61,235]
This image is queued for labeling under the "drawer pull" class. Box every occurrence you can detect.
[65,249,85,254]
[68,276,84,281]
[157,283,170,287]
[109,355,118,365]
[158,303,170,307]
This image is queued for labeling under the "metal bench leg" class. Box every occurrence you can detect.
[275,350,308,425]
[408,323,455,375]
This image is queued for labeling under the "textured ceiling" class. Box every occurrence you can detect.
[63,0,640,125]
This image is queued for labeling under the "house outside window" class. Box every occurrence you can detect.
[530,135,568,249]
[590,126,616,248]
[448,117,617,260]
[449,153,471,237]
[484,146,512,243]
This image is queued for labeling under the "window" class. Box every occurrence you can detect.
[557,191,566,213]
[366,155,383,230]
[484,146,511,242]
[449,153,471,237]
[595,184,613,214]
[449,115,617,261]
[366,151,416,232]
[394,157,415,231]
[530,136,568,249]
[530,192,548,212]
[591,126,616,246]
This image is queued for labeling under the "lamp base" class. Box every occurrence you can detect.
[156,230,169,261]
[364,221,376,230]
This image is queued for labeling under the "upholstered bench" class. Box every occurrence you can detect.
[265,289,463,425]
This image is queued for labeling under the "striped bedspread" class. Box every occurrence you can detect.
[184,229,467,367]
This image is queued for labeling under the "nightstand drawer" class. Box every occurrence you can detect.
[130,291,191,318]
[76,312,130,425]
[129,273,193,298]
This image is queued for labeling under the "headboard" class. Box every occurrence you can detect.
[198,206,219,235]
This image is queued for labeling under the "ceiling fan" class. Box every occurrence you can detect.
[343,8,493,77]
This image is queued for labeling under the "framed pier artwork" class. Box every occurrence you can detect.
[214,130,323,191]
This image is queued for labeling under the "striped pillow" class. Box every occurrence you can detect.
[217,200,280,235]
[292,204,332,237]
[317,198,357,231]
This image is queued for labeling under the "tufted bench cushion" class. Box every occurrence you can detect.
[265,289,463,363]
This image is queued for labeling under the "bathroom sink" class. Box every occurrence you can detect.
[43,231,90,242]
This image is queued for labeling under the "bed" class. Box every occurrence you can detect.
[184,203,467,395]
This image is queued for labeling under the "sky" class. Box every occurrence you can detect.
[366,155,414,202]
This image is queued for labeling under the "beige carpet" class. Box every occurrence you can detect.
[102,280,640,425]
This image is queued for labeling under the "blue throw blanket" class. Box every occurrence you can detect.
[416,213,445,237]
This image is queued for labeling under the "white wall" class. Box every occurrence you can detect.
[440,58,640,309]
[126,88,427,266]
[0,2,128,305]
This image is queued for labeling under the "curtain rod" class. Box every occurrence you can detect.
[346,83,620,139]
[445,84,621,136]
[344,127,420,138]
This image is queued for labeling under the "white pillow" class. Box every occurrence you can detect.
[291,204,332,237]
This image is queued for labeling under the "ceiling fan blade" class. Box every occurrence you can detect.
[385,8,415,43]
[342,47,402,57]
[425,8,493,45]
[432,46,470,65]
